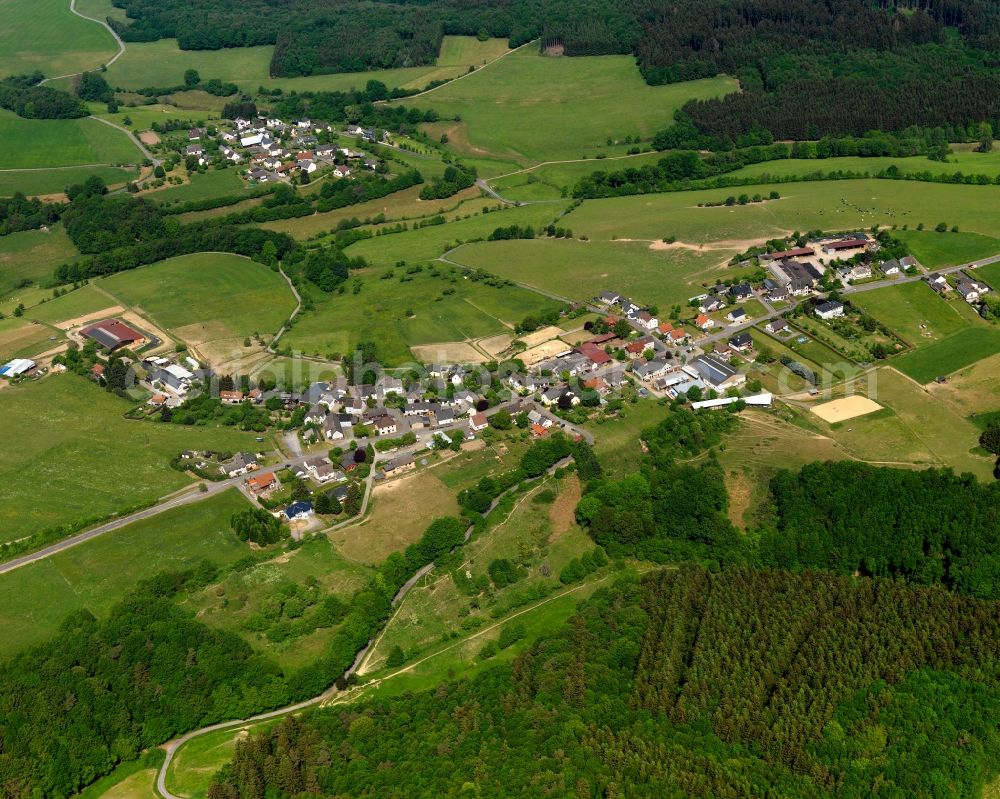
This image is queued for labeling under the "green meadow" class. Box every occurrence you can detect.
[445,237,741,309]
[283,262,562,364]
[0,490,251,656]
[0,226,79,296]
[562,179,1000,244]
[851,281,979,348]
[99,253,297,362]
[891,326,1000,384]
[103,35,509,93]
[0,111,143,171]
[0,0,117,78]
[896,230,1000,269]
[0,165,136,198]
[0,317,59,360]
[147,168,247,207]
[414,46,739,166]
[26,283,117,324]
[0,374,265,543]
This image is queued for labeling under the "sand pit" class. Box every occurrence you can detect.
[517,325,564,349]
[138,130,161,146]
[811,395,882,423]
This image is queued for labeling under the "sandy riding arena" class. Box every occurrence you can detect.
[811,396,882,423]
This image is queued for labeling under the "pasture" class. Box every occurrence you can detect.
[344,201,566,266]
[99,253,297,364]
[445,237,741,309]
[27,283,118,324]
[851,281,974,348]
[0,374,264,544]
[0,0,117,78]
[0,111,142,170]
[0,317,59,360]
[284,262,561,364]
[891,326,1000,384]
[0,490,251,656]
[926,351,1000,420]
[0,226,79,296]
[562,179,1000,244]
[415,46,739,166]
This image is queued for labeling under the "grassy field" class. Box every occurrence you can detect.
[26,283,119,324]
[283,262,562,364]
[178,534,374,670]
[890,325,1000,384]
[585,400,671,475]
[0,374,265,544]
[925,351,1000,420]
[728,151,1000,182]
[489,151,665,201]
[563,179,1000,244]
[146,168,246,207]
[331,466,460,566]
[972,261,1000,288]
[0,111,142,175]
[445,237,741,309]
[416,46,738,166]
[815,367,995,480]
[851,281,975,348]
[0,0,117,78]
[0,165,136,198]
[0,490,251,656]
[345,201,566,266]
[895,230,1000,268]
[0,226,79,296]
[99,253,297,364]
[261,186,482,240]
[0,317,59,360]
[103,36,509,93]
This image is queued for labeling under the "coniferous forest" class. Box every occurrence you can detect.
[206,568,1000,799]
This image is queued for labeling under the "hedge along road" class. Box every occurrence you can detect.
[156,453,575,799]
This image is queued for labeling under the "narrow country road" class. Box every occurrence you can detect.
[89,116,161,166]
[42,0,127,84]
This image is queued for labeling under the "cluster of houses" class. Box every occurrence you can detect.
[925,271,993,308]
[185,116,386,184]
[760,234,917,290]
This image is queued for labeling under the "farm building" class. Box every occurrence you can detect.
[80,319,145,352]
[0,358,35,378]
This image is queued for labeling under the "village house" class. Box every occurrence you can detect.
[925,273,951,293]
[729,283,754,302]
[726,307,747,323]
[219,390,245,405]
[880,259,901,276]
[956,278,989,304]
[770,259,823,295]
[633,359,670,381]
[385,453,415,475]
[220,452,258,478]
[323,415,345,441]
[764,318,788,335]
[470,412,489,432]
[695,313,715,331]
[699,296,726,314]
[598,290,622,306]
[729,332,754,353]
[815,300,845,320]
[372,415,397,436]
[635,310,659,330]
[247,472,278,494]
[283,501,313,521]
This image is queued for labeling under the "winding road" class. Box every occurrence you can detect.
[42,0,127,84]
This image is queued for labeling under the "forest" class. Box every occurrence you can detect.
[0,75,88,119]
[206,567,1000,798]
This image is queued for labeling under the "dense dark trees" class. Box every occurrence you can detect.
[0,76,88,118]
[207,567,1000,798]
[316,170,422,213]
[0,193,62,236]
[0,577,288,799]
[231,507,285,545]
[75,71,113,103]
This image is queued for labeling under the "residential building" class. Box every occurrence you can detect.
[815,300,845,320]
[764,319,788,334]
[729,332,754,352]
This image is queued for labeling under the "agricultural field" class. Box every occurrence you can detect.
[146,167,246,207]
[261,186,483,240]
[0,226,79,296]
[99,253,297,365]
[103,36,509,94]
[0,165,136,198]
[283,262,562,365]
[415,46,739,167]
[972,260,1000,287]
[891,325,1000,384]
[0,374,266,544]
[0,317,59,360]
[851,281,975,348]
[26,283,119,325]
[73,0,128,24]
[562,179,1000,244]
[330,466,460,565]
[0,111,142,173]
[0,490,252,656]
[446,237,741,309]
[895,230,1000,268]
[926,350,1000,420]
[344,201,566,267]
[179,534,374,670]
[0,0,117,78]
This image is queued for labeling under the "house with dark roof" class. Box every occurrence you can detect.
[815,300,845,320]
[283,501,313,521]
[729,332,753,352]
[691,355,746,390]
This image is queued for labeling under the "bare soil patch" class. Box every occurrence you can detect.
[548,474,581,542]
[477,333,514,356]
[411,341,489,363]
[54,305,124,330]
[138,130,161,146]
[811,395,883,423]
[518,325,564,349]
[520,339,569,366]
